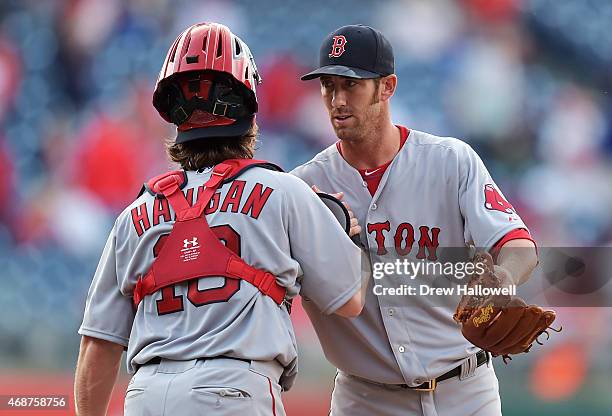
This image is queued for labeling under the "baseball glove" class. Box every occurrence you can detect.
[453,252,560,363]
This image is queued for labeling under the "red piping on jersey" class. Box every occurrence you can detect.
[267,376,277,416]
[132,159,286,307]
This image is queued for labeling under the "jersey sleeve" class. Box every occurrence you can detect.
[282,175,362,315]
[78,221,135,347]
[289,163,316,186]
[457,143,529,250]
[490,228,536,261]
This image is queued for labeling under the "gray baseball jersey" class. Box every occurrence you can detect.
[291,129,528,386]
[78,166,362,391]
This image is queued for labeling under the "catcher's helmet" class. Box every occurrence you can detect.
[153,22,262,143]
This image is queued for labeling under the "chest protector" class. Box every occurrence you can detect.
[132,159,287,309]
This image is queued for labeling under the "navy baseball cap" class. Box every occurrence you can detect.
[301,24,394,80]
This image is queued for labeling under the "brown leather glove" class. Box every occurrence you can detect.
[453,252,559,362]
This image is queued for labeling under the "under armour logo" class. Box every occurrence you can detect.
[183,237,198,248]
[329,35,348,58]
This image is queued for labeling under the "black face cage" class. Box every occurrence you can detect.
[154,72,257,126]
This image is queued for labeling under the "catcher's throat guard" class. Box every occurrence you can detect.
[133,159,287,308]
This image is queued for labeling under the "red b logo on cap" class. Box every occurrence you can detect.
[329,35,348,58]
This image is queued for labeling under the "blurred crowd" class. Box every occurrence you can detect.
[0,0,611,408]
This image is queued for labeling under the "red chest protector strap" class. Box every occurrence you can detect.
[133,159,286,308]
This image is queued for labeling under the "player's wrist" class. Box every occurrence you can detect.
[492,264,517,287]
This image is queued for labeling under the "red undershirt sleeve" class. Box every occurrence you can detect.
[490,228,537,262]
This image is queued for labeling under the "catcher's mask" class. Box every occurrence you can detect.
[153,22,262,143]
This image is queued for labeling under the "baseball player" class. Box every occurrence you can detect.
[292,25,545,416]
[74,23,364,416]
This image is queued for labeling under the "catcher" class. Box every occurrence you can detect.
[73,22,365,416]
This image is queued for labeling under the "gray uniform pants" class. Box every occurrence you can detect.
[124,357,285,416]
[330,356,502,416]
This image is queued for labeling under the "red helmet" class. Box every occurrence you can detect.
[153,22,262,143]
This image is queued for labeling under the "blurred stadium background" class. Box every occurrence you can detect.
[0,0,611,414]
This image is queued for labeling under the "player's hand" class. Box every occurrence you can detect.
[312,185,362,238]
[453,252,559,363]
